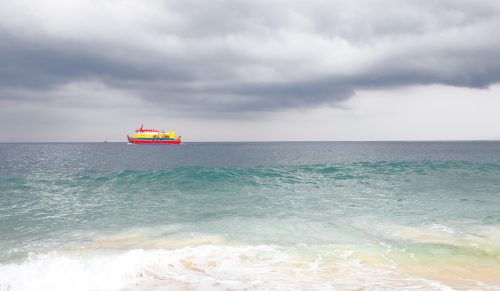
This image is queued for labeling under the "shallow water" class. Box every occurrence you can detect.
[1,142,499,290]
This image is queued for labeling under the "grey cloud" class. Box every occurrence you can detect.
[0,32,195,91]
[1,0,500,116]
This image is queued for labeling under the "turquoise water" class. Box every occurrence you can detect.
[1,142,500,290]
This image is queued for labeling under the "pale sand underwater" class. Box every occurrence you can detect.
[2,225,499,290]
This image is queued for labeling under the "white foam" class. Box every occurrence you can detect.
[0,244,458,291]
[0,250,149,291]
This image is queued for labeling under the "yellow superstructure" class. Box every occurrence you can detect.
[132,131,175,139]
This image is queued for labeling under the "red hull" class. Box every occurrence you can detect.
[127,138,181,144]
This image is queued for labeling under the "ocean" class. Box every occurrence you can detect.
[0,142,499,290]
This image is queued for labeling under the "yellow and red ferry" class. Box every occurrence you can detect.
[127,124,181,144]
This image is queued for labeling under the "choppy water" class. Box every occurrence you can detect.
[1,142,500,290]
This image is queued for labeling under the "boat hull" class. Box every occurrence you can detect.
[127,137,181,144]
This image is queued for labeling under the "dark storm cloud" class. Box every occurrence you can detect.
[1,0,500,115]
[0,31,193,91]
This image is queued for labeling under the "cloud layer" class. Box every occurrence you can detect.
[1,0,500,116]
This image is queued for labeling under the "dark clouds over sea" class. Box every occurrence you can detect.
[1,0,500,116]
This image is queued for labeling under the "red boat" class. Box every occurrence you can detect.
[127,124,181,144]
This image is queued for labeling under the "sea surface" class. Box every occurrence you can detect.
[1,142,500,290]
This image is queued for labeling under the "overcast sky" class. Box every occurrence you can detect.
[1,0,500,141]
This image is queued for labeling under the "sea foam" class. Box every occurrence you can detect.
[0,244,459,291]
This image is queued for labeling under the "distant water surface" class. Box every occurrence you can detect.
[1,142,500,290]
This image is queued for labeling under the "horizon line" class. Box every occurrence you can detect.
[1,139,500,144]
